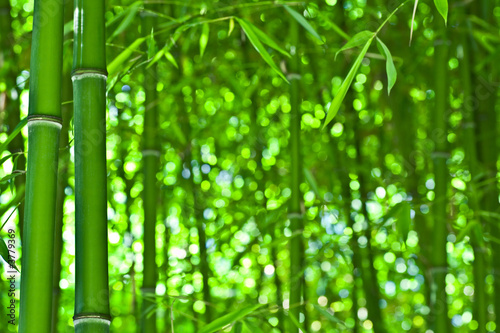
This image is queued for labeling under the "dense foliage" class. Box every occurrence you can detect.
[1,0,500,332]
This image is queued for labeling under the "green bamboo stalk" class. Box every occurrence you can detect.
[72,0,110,331]
[429,23,450,332]
[18,0,64,331]
[51,1,74,331]
[1,0,25,239]
[353,123,385,333]
[458,18,488,332]
[140,9,159,333]
[288,17,304,333]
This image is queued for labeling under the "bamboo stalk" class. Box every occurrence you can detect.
[140,9,159,333]
[288,17,305,333]
[428,23,451,332]
[19,0,64,331]
[72,0,110,331]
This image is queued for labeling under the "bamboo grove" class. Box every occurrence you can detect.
[2,0,500,332]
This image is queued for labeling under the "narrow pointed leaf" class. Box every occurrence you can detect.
[304,168,320,198]
[147,28,156,59]
[376,37,397,94]
[108,37,146,77]
[409,0,419,45]
[236,18,289,83]
[199,304,264,333]
[228,17,235,36]
[335,30,374,60]
[312,304,346,327]
[240,18,290,58]
[164,51,179,68]
[200,23,210,57]
[0,172,24,184]
[108,1,141,41]
[434,0,448,25]
[0,236,19,272]
[284,5,324,44]
[0,117,27,154]
[287,310,307,332]
[456,221,479,243]
[397,201,411,242]
[324,36,374,128]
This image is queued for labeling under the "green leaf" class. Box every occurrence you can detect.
[287,311,307,332]
[303,168,320,198]
[335,30,374,60]
[434,0,448,25]
[0,236,19,272]
[284,5,324,44]
[242,320,266,333]
[456,221,479,243]
[108,37,146,77]
[0,172,25,184]
[397,201,411,243]
[312,304,346,327]
[199,304,264,333]
[376,37,397,95]
[240,19,290,58]
[0,153,21,167]
[228,18,235,36]
[147,28,156,59]
[164,51,179,69]
[236,18,289,83]
[108,1,141,42]
[0,117,27,154]
[200,23,210,57]
[409,0,419,45]
[324,36,374,128]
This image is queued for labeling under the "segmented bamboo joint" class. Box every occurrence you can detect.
[287,212,303,220]
[142,149,161,157]
[71,68,108,81]
[27,114,63,127]
[73,313,112,326]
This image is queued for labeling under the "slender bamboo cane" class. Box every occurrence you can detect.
[72,0,110,331]
[51,1,74,331]
[459,18,488,332]
[140,9,159,333]
[0,0,25,239]
[429,23,450,332]
[18,0,64,331]
[288,17,304,333]
[352,122,385,333]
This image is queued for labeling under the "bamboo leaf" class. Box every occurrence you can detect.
[376,37,397,95]
[303,168,320,198]
[240,19,290,58]
[108,1,141,42]
[228,18,235,36]
[199,304,264,333]
[0,236,19,272]
[433,0,448,25]
[236,18,289,83]
[164,51,179,69]
[287,310,307,332]
[312,304,346,327]
[0,172,25,184]
[0,153,21,167]
[0,117,27,154]
[243,320,266,333]
[335,30,374,60]
[200,23,210,57]
[108,37,146,77]
[283,5,324,44]
[456,221,479,243]
[324,36,374,128]
[397,201,411,242]
[409,0,419,45]
[147,28,156,59]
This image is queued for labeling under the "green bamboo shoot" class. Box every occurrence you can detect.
[72,0,110,331]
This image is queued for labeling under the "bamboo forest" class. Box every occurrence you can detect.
[3,0,500,332]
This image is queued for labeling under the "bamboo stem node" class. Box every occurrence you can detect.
[431,151,450,159]
[73,314,112,327]
[142,149,161,157]
[429,266,448,274]
[287,212,303,220]
[27,114,63,127]
[71,68,108,81]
